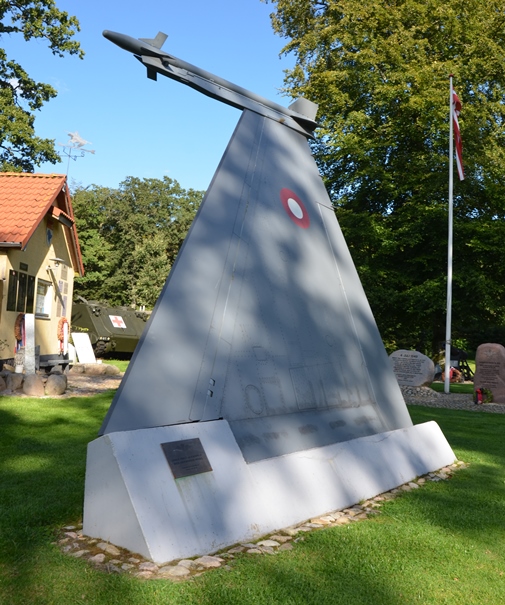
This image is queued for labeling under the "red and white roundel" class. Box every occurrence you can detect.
[280,188,310,229]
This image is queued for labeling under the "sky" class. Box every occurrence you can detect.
[3,0,296,192]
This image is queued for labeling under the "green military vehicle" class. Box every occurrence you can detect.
[71,297,150,357]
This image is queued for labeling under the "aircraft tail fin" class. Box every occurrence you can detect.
[139,32,168,49]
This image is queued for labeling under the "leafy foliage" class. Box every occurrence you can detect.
[265,0,505,354]
[0,0,83,171]
[72,177,204,308]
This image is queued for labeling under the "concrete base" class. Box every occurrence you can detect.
[83,420,455,564]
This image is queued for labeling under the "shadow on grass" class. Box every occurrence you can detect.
[0,394,146,604]
[1,397,504,605]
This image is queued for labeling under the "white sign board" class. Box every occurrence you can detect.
[71,333,96,364]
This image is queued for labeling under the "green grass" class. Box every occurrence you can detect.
[1,395,504,605]
[430,382,474,394]
[102,358,129,373]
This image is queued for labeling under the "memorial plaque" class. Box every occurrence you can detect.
[473,343,505,403]
[390,350,435,387]
[161,438,213,479]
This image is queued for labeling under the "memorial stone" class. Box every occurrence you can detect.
[390,350,435,387]
[473,343,505,404]
[24,314,36,374]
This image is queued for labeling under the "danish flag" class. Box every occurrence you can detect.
[452,90,464,181]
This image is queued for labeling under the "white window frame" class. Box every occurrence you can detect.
[35,279,52,318]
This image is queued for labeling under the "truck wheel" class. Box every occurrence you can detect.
[93,341,107,358]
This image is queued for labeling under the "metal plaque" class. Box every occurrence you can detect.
[161,438,213,479]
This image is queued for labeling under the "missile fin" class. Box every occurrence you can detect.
[139,32,168,49]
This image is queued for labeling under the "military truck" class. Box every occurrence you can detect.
[71,297,150,357]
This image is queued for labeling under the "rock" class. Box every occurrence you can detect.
[83,363,107,376]
[69,364,85,374]
[6,372,23,391]
[45,374,67,395]
[278,542,294,551]
[97,542,121,556]
[138,561,159,572]
[257,539,280,548]
[269,535,292,544]
[135,571,153,578]
[23,374,45,396]
[0,375,6,392]
[474,343,505,403]
[178,559,199,569]
[89,553,106,564]
[159,565,191,577]
[390,349,435,387]
[104,364,121,375]
[193,555,222,568]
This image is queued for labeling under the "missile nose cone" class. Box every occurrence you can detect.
[103,30,122,44]
[103,30,140,55]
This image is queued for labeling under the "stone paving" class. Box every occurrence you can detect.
[55,461,467,582]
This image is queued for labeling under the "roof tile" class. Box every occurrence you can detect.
[0,172,67,245]
[0,172,84,275]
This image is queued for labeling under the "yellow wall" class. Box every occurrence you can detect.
[0,214,76,360]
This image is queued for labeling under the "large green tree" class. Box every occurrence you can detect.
[266,0,505,354]
[0,0,83,171]
[72,177,204,308]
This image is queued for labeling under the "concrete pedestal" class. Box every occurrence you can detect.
[83,420,455,564]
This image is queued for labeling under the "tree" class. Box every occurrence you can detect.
[266,0,505,354]
[72,177,204,308]
[0,1,83,171]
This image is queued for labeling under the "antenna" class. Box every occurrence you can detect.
[57,131,96,177]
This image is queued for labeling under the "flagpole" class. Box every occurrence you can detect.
[444,75,454,395]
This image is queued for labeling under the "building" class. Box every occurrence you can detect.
[0,173,84,370]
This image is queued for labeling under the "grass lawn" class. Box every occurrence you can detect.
[430,382,474,394]
[102,359,130,373]
[1,394,504,605]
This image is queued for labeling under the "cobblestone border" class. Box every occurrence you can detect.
[402,386,505,414]
[54,461,468,581]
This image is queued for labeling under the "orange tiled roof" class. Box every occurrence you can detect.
[0,172,84,275]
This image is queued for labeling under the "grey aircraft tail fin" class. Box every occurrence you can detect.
[139,32,168,49]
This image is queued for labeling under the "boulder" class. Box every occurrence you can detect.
[474,343,505,404]
[83,363,107,376]
[0,375,6,392]
[45,374,68,396]
[389,350,435,387]
[23,374,45,397]
[104,364,121,375]
[6,372,24,392]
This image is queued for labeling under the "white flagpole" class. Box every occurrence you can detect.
[444,76,454,394]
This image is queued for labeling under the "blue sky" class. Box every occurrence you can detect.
[4,0,295,192]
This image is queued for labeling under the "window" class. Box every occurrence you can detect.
[6,269,35,313]
[35,280,52,317]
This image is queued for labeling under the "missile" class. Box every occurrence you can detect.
[103,29,318,137]
[103,30,170,60]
